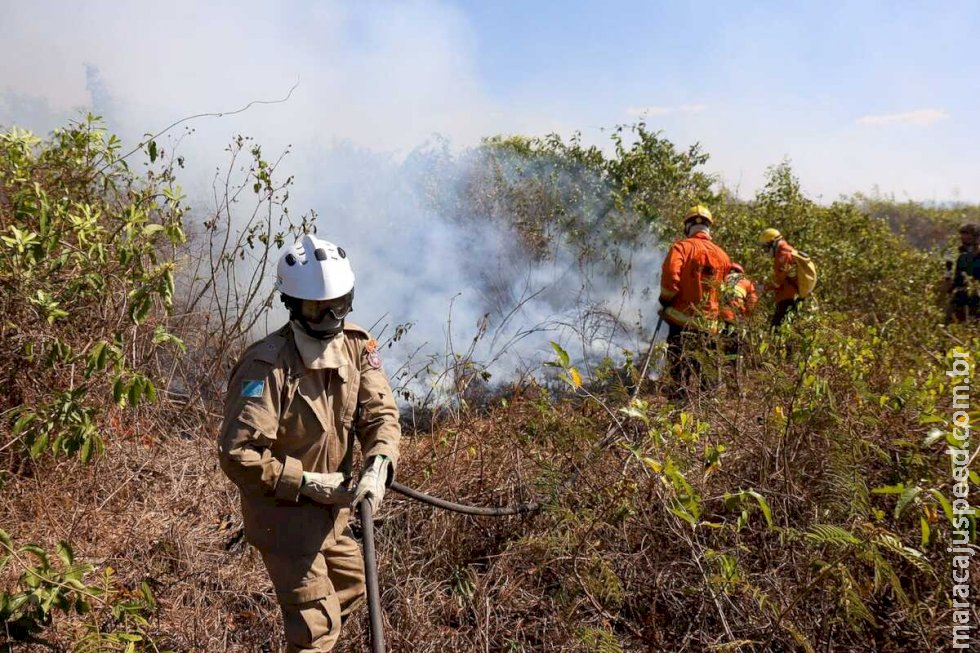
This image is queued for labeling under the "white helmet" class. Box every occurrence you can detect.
[276,234,354,301]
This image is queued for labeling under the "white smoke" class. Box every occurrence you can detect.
[1,1,666,402]
[272,140,666,399]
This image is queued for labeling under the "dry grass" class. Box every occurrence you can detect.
[3,351,958,652]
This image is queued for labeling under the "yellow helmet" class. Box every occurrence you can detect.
[759,228,782,245]
[684,204,713,225]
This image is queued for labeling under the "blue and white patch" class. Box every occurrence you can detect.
[241,380,265,398]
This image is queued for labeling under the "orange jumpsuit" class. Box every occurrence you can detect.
[720,272,758,323]
[659,232,732,332]
[771,239,799,302]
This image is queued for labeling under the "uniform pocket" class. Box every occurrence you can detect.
[296,391,333,435]
[237,403,278,441]
[279,391,334,462]
[283,595,341,650]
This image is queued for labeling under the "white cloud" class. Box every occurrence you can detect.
[625,104,707,118]
[857,109,949,126]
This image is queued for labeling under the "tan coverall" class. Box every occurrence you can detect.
[219,321,401,652]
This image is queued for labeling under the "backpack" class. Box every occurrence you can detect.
[791,249,817,298]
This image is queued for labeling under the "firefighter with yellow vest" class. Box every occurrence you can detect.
[759,228,816,327]
[719,262,758,324]
[219,234,401,652]
[717,261,756,356]
[658,205,732,394]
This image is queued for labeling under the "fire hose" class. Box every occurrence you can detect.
[358,482,542,653]
[357,312,670,651]
[358,317,666,651]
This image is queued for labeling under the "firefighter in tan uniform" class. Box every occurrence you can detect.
[219,234,401,652]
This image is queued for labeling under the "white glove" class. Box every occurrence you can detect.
[353,455,391,516]
[299,471,353,505]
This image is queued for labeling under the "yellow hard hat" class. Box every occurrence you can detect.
[759,228,782,245]
[684,204,713,225]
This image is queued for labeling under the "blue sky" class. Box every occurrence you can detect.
[1,0,978,202]
[459,0,980,202]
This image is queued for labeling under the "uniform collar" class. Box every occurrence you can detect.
[688,231,712,241]
[290,322,348,379]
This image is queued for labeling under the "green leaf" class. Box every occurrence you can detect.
[929,489,954,524]
[152,325,186,352]
[895,486,922,519]
[144,380,157,402]
[29,432,49,459]
[128,378,142,406]
[946,430,967,448]
[619,404,649,422]
[744,490,774,528]
[0,528,12,552]
[550,341,570,368]
[55,541,74,566]
[805,524,861,546]
[670,505,698,528]
[871,484,905,495]
[86,341,107,376]
[920,516,931,548]
[8,593,30,611]
[80,436,93,464]
[140,580,156,610]
[12,411,35,435]
[165,222,187,245]
[113,376,126,405]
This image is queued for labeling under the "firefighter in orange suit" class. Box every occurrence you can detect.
[759,228,801,327]
[719,262,757,363]
[720,262,758,324]
[658,205,732,394]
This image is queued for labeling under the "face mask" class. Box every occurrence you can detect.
[283,293,353,340]
[302,313,344,339]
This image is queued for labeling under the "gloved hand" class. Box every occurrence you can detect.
[299,471,353,505]
[353,455,391,516]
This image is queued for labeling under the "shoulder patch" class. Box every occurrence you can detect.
[241,379,265,397]
[365,349,383,370]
